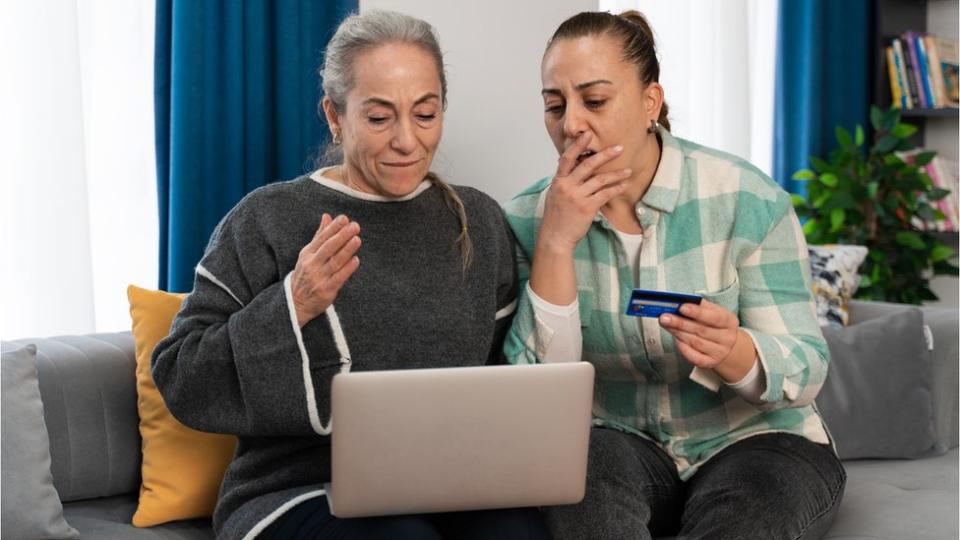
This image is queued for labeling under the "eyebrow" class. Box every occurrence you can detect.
[362,93,441,110]
[541,79,613,96]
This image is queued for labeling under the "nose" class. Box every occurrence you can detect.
[390,116,417,155]
[561,101,587,144]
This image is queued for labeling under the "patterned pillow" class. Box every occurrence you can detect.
[808,244,869,328]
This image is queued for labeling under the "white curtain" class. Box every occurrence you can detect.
[599,0,778,176]
[1,0,157,340]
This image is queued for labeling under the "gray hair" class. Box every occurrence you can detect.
[318,10,472,271]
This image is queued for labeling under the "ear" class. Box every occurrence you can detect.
[643,82,664,124]
[321,96,341,135]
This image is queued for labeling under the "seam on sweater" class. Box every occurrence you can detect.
[196,264,244,307]
[283,272,352,435]
[495,298,518,320]
[241,489,327,540]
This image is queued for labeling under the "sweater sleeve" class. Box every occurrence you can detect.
[151,200,348,437]
[736,201,830,411]
[487,207,520,365]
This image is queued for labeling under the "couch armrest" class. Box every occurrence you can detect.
[848,300,913,325]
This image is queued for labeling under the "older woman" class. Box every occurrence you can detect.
[153,10,547,540]
[503,10,846,540]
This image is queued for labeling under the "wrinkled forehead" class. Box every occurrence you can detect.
[348,42,443,105]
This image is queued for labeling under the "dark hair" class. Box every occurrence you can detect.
[546,10,670,131]
[318,10,471,271]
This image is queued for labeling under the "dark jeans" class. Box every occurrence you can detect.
[544,428,847,540]
[258,495,550,540]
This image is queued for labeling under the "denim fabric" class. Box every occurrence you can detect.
[545,428,846,540]
[258,496,550,540]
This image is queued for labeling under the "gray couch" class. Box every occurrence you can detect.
[2,301,957,539]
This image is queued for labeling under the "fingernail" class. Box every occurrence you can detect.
[661,314,672,324]
[337,215,347,224]
[613,145,623,153]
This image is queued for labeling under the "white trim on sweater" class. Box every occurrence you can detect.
[283,272,353,435]
[309,167,432,202]
[242,489,327,540]
[196,264,244,307]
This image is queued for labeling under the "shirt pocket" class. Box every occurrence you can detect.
[698,277,740,315]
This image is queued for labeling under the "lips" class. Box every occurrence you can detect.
[382,159,422,168]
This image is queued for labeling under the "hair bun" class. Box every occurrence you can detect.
[617,10,656,42]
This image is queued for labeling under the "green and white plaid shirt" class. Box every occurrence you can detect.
[503,128,831,480]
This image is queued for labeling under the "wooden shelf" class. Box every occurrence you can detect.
[900,108,960,118]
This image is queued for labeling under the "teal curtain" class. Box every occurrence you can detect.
[155,1,355,292]
[773,0,871,195]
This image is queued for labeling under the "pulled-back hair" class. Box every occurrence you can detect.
[546,10,670,131]
[318,10,472,271]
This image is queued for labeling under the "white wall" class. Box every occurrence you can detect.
[926,0,959,308]
[360,0,595,203]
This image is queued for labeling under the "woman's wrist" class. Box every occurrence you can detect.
[712,329,758,383]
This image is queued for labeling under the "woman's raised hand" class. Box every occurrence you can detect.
[291,213,361,327]
[538,132,632,254]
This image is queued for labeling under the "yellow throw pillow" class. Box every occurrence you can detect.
[127,285,237,527]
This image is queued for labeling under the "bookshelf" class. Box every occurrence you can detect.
[872,0,959,307]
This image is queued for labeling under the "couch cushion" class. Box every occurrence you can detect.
[127,285,237,527]
[824,448,959,539]
[1,344,80,539]
[62,494,212,540]
[817,307,936,459]
[4,333,143,502]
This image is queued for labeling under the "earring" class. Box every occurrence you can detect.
[332,131,342,145]
[646,119,661,134]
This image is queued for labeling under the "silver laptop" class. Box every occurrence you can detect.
[325,362,595,518]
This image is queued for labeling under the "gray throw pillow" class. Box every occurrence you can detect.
[1,344,80,539]
[816,307,936,459]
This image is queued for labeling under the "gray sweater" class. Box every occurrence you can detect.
[152,175,518,539]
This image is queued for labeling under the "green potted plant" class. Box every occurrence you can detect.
[791,105,959,304]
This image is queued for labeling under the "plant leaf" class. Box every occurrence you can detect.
[792,169,815,181]
[830,208,846,231]
[836,126,853,148]
[819,173,839,187]
[895,231,926,250]
[883,153,905,166]
[802,219,819,237]
[892,123,918,139]
[870,106,884,131]
[790,194,807,208]
[913,151,936,166]
[855,125,865,146]
[867,181,879,199]
[931,244,956,262]
[874,135,899,153]
[928,187,951,201]
[810,157,831,173]
[882,107,900,131]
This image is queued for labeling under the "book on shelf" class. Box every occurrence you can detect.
[938,38,959,106]
[885,32,960,109]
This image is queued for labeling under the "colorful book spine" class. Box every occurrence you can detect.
[892,39,915,109]
[914,33,937,108]
[886,46,906,108]
[903,31,929,108]
[894,38,917,108]
[924,35,948,108]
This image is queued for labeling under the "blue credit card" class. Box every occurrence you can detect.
[625,289,703,318]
